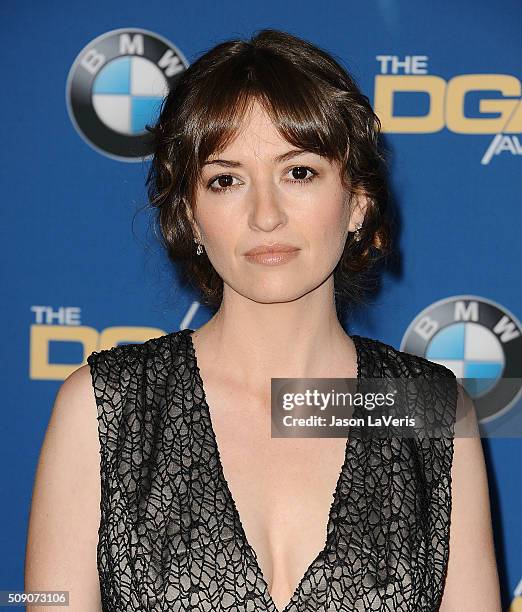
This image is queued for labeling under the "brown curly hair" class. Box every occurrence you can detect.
[145,28,393,314]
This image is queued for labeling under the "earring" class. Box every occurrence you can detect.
[194,238,203,255]
[353,222,363,242]
[194,238,204,255]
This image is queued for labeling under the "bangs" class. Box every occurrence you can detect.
[189,47,349,178]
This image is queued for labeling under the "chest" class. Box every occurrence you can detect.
[95,335,454,612]
[102,399,432,612]
[206,387,350,610]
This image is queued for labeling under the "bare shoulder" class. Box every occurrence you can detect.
[25,363,102,611]
[53,363,100,427]
[36,363,101,475]
[438,381,502,611]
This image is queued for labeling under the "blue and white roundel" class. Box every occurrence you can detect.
[426,322,504,396]
[92,56,168,136]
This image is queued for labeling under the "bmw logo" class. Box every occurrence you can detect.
[66,28,188,161]
[401,295,522,422]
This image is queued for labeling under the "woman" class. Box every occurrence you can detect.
[25,29,501,611]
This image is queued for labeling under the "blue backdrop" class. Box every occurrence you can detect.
[2,1,521,609]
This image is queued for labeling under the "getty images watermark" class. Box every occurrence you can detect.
[270,377,522,439]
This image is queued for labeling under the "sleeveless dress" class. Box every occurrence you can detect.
[87,328,458,612]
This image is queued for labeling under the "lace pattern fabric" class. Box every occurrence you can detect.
[87,328,457,612]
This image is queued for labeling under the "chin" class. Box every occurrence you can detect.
[240,280,321,304]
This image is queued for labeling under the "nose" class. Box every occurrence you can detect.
[248,181,287,232]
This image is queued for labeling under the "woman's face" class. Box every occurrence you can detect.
[192,99,366,304]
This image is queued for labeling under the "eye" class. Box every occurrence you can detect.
[286,166,318,184]
[206,165,319,195]
[207,174,241,194]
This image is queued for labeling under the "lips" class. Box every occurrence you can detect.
[244,243,300,256]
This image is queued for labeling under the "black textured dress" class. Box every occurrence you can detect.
[87,328,458,612]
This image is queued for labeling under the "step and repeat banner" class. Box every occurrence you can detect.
[2,1,521,609]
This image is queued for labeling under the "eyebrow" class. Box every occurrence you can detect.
[202,148,314,168]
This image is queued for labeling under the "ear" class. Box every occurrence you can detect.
[184,200,201,241]
[348,192,369,232]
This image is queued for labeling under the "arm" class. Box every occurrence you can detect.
[25,364,103,611]
[438,383,502,611]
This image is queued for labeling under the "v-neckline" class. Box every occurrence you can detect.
[183,328,365,612]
